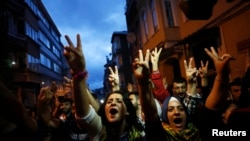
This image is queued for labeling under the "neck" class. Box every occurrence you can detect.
[108,119,127,139]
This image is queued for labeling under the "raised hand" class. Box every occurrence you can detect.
[204,47,234,110]
[204,47,233,77]
[64,34,86,74]
[150,47,162,71]
[108,66,120,91]
[38,87,54,101]
[133,49,150,80]
[198,60,209,78]
[184,57,198,83]
[63,76,73,88]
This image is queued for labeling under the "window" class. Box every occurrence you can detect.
[25,0,38,16]
[51,29,60,42]
[40,54,51,69]
[150,0,159,32]
[115,55,123,68]
[39,31,50,49]
[52,45,60,57]
[53,63,61,73]
[37,10,49,29]
[28,54,39,72]
[164,0,174,27]
[141,10,149,39]
[25,22,38,42]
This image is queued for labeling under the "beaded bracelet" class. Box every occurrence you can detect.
[73,71,88,79]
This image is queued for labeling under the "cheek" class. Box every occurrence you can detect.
[167,112,173,119]
[104,103,109,108]
[104,105,109,113]
[121,104,128,115]
[181,112,187,120]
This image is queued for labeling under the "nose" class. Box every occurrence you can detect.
[110,100,117,105]
[173,108,180,115]
[180,88,185,93]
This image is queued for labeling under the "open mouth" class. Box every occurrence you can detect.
[173,118,182,124]
[109,108,118,115]
[178,93,185,98]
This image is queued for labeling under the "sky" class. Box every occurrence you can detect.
[42,0,127,90]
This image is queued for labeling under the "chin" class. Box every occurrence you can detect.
[178,95,185,98]
[107,117,120,123]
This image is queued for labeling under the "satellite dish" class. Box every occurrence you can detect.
[126,32,136,43]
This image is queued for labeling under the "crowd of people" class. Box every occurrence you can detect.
[1,33,250,141]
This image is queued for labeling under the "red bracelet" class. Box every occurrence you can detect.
[73,71,88,79]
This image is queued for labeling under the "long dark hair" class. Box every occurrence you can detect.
[98,90,144,139]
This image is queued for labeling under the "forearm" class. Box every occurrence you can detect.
[151,63,158,72]
[205,75,228,110]
[111,85,120,92]
[73,78,90,117]
[87,90,100,112]
[186,82,197,96]
[37,99,58,127]
[201,77,208,87]
[138,81,158,122]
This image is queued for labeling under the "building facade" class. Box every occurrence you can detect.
[0,0,69,106]
[103,31,134,93]
[125,0,250,88]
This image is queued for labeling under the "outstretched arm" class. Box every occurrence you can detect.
[133,49,158,122]
[204,47,234,110]
[64,34,90,117]
[150,47,170,103]
[37,86,60,128]
[63,34,102,139]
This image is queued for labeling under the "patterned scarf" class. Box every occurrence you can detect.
[162,123,201,141]
[101,125,145,141]
[128,126,145,141]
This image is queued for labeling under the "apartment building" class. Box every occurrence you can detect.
[103,31,134,93]
[0,0,69,106]
[125,0,250,87]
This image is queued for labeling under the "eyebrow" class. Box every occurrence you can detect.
[107,97,122,101]
[168,105,183,108]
